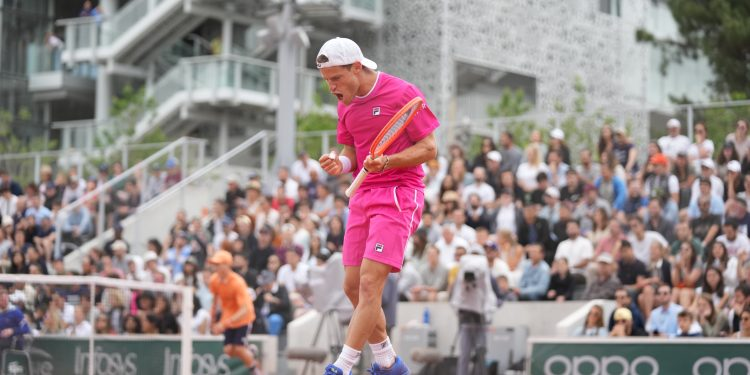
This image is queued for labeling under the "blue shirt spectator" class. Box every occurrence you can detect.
[595,171,626,211]
[517,245,550,300]
[646,285,683,336]
[0,289,31,349]
[62,206,93,237]
[687,193,724,219]
[166,233,192,275]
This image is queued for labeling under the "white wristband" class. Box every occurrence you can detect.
[339,155,353,173]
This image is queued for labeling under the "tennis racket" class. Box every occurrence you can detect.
[345,97,424,197]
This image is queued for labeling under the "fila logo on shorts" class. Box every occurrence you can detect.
[375,243,384,252]
[372,107,381,116]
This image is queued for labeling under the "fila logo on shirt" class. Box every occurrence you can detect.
[375,243,384,252]
[372,107,381,116]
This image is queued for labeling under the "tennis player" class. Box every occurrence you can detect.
[317,37,439,375]
[208,250,260,373]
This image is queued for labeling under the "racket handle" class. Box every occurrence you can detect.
[346,168,369,197]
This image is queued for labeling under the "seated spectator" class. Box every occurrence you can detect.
[609,307,647,337]
[594,219,625,260]
[251,225,277,273]
[546,258,574,302]
[0,187,18,217]
[608,288,646,332]
[574,305,608,337]
[152,294,178,334]
[705,241,740,291]
[696,267,730,310]
[0,287,30,349]
[465,194,492,230]
[560,169,584,204]
[111,240,129,275]
[435,224,470,268]
[689,195,721,248]
[33,216,56,262]
[691,293,729,337]
[671,241,702,307]
[94,313,115,335]
[277,247,309,295]
[728,285,750,333]
[645,200,675,244]
[546,149,569,189]
[412,246,448,302]
[627,216,668,265]
[675,311,703,337]
[574,184,612,235]
[646,283,683,337]
[61,205,93,245]
[529,172,549,206]
[462,167,496,206]
[494,190,519,234]
[575,149,600,185]
[66,306,93,337]
[514,244,550,301]
[670,221,703,258]
[716,220,750,258]
[732,308,750,338]
[449,208,477,245]
[554,220,593,282]
[122,314,142,334]
[538,187,561,228]
[325,216,345,253]
[496,230,524,287]
[617,240,650,293]
[643,153,679,219]
[687,177,724,218]
[689,159,724,204]
[516,144,549,193]
[595,163,625,212]
[165,232,192,276]
[621,179,648,217]
[253,270,292,336]
[583,254,621,300]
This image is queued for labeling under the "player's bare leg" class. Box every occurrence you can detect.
[343,266,389,344]
[224,345,258,373]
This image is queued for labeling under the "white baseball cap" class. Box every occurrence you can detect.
[486,150,502,163]
[728,160,742,173]
[550,128,565,140]
[666,118,681,129]
[316,37,377,70]
[700,159,716,170]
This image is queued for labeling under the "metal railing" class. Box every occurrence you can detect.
[53,137,207,258]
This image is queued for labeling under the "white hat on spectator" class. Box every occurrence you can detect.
[544,187,560,199]
[727,160,742,173]
[1,215,12,227]
[112,240,127,252]
[550,128,565,140]
[597,253,614,264]
[700,159,716,170]
[666,118,681,129]
[143,251,159,264]
[486,151,502,163]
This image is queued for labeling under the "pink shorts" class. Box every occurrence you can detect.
[343,186,423,272]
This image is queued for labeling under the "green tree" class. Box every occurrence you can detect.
[0,108,58,185]
[485,88,536,150]
[296,81,337,157]
[635,1,750,98]
[95,84,168,167]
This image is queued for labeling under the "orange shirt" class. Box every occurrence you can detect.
[209,272,255,328]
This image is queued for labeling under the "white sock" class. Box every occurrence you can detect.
[333,345,361,374]
[369,337,396,368]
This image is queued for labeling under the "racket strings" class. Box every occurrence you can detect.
[376,106,417,149]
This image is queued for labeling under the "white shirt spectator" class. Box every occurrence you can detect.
[453,223,477,246]
[716,234,750,258]
[277,262,310,293]
[687,139,715,161]
[554,236,594,275]
[435,235,470,268]
[489,258,511,279]
[658,134,690,160]
[276,178,299,202]
[462,182,495,206]
[290,157,323,185]
[495,204,517,233]
[627,231,668,264]
[515,162,550,191]
[0,194,17,217]
[66,320,93,337]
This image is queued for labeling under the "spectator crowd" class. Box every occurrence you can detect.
[0,118,750,341]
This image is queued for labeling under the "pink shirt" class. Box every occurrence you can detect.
[337,72,439,192]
